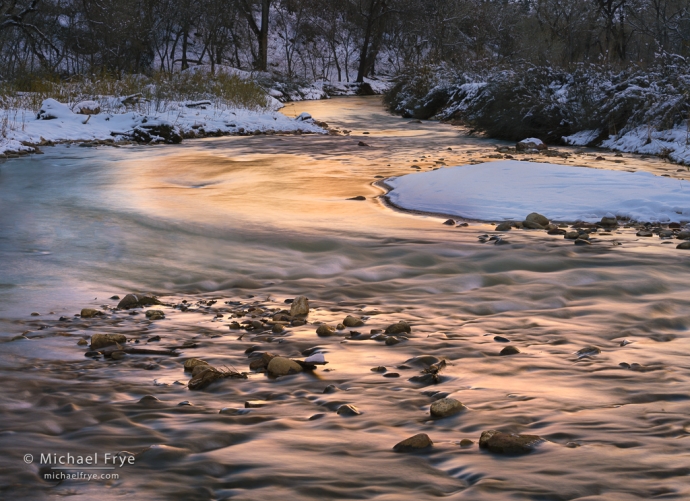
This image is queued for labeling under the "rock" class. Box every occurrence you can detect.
[192,364,214,376]
[90,333,127,349]
[636,230,654,237]
[371,366,387,372]
[229,321,241,330]
[494,336,510,343]
[296,112,312,121]
[522,220,545,230]
[516,138,547,151]
[131,121,182,144]
[249,352,276,371]
[77,339,88,346]
[459,439,474,447]
[677,241,690,249]
[80,308,102,318]
[316,324,336,337]
[495,222,512,231]
[385,336,402,345]
[525,212,549,227]
[574,238,591,246]
[336,404,361,416]
[111,351,126,360]
[383,372,400,378]
[290,296,309,316]
[266,357,303,377]
[347,196,366,201]
[73,100,101,115]
[138,395,160,404]
[500,346,520,356]
[323,384,340,394]
[146,310,165,320]
[677,230,690,240]
[183,358,209,372]
[337,323,346,330]
[393,433,433,452]
[358,141,370,147]
[245,400,270,408]
[271,324,285,333]
[600,214,618,227]
[117,293,162,309]
[430,397,466,418]
[565,231,579,239]
[479,430,544,454]
[576,345,601,358]
[385,321,411,335]
[443,219,456,226]
[343,315,364,327]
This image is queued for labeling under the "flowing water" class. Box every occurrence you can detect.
[0,97,689,500]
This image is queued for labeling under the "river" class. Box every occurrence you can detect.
[0,97,688,500]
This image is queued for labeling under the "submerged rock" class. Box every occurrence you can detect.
[479,430,544,454]
[500,346,520,356]
[393,433,433,452]
[430,397,466,418]
[336,404,361,416]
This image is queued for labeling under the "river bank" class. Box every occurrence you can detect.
[1,97,689,500]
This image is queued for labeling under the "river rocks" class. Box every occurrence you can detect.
[677,241,690,249]
[574,238,591,246]
[600,214,618,227]
[245,400,270,408]
[249,352,276,371]
[266,357,303,377]
[430,397,466,418]
[393,433,433,452]
[500,346,520,356]
[323,384,340,394]
[358,141,370,147]
[460,439,474,447]
[336,404,361,416]
[343,315,364,327]
[80,308,102,318]
[565,231,579,239]
[138,395,160,404]
[443,219,456,226]
[316,324,336,337]
[385,336,403,345]
[347,196,366,201]
[524,212,549,228]
[479,430,544,454]
[91,333,127,349]
[117,293,162,309]
[271,323,285,333]
[192,364,214,376]
[146,310,165,320]
[290,296,309,316]
[184,358,209,372]
[77,339,88,346]
[576,345,601,358]
[385,321,411,335]
[495,222,512,231]
[636,230,653,237]
[111,350,126,360]
[131,121,182,144]
[677,230,690,240]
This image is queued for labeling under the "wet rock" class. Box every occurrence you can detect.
[677,230,690,240]
[110,295,120,300]
[245,400,270,408]
[249,352,276,371]
[146,310,165,320]
[347,196,366,201]
[636,230,653,237]
[183,358,209,372]
[500,346,520,356]
[393,433,433,452]
[271,323,285,333]
[677,241,690,249]
[139,395,160,404]
[479,430,544,454]
[337,323,346,330]
[343,315,364,327]
[111,351,126,360]
[80,308,102,318]
[385,321,411,335]
[316,324,336,337]
[565,231,579,239]
[266,357,303,377]
[178,401,193,406]
[229,321,241,330]
[290,296,309,316]
[600,215,618,227]
[443,219,456,226]
[495,222,512,231]
[383,372,400,378]
[576,345,601,358]
[430,397,466,418]
[192,364,214,376]
[574,238,592,246]
[291,319,306,327]
[77,339,88,346]
[336,404,361,416]
[385,336,402,345]
[371,366,387,372]
[525,212,549,227]
[84,351,101,358]
[523,220,545,230]
[459,439,474,447]
[323,384,340,394]
[91,333,127,349]
[117,293,162,309]
[494,335,510,343]
[358,141,370,147]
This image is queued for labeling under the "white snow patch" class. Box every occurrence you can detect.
[386,160,690,223]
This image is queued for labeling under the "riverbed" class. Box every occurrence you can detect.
[0,97,689,500]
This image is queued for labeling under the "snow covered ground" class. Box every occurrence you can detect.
[386,160,690,223]
[0,97,325,156]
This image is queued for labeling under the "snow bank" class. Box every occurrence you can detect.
[0,98,325,155]
[386,160,690,223]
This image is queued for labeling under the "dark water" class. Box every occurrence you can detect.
[0,97,689,500]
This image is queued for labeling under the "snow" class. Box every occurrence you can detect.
[519,138,544,146]
[0,97,325,155]
[304,353,325,364]
[386,160,690,223]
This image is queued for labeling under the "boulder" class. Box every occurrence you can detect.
[600,214,618,227]
[479,430,544,454]
[430,397,466,418]
[525,212,549,227]
[290,296,309,316]
[495,222,512,231]
[678,241,690,250]
[266,357,302,377]
[343,315,364,327]
[393,433,433,452]
[91,333,127,349]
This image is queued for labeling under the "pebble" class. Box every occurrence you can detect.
[290,296,310,316]
[347,196,366,201]
[271,324,285,333]
[443,219,456,226]
[336,404,361,416]
[385,336,401,345]
[393,433,433,452]
[479,430,544,454]
[371,366,387,372]
[383,372,400,378]
[178,401,193,406]
[430,397,466,418]
[574,238,591,246]
[266,357,303,377]
[500,346,520,356]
